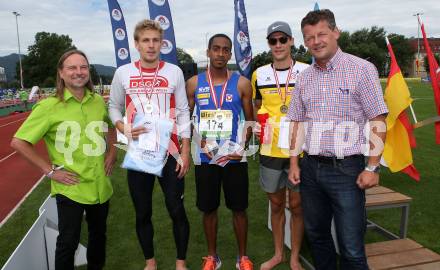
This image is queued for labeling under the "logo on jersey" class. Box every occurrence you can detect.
[198,86,210,93]
[111,9,122,21]
[197,93,210,99]
[129,76,169,89]
[161,40,173,54]
[199,99,209,106]
[289,71,298,82]
[155,15,170,30]
[226,94,233,102]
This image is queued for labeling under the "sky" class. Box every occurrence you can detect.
[1,0,439,67]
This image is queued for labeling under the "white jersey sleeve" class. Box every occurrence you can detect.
[174,67,190,139]
[108,67,125,125]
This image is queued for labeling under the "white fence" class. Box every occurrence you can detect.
[1,196,87,270]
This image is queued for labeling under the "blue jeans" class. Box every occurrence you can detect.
[300,154,368,270]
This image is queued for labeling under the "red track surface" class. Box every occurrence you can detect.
[0,112,49,224]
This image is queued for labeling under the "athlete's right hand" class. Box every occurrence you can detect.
[49,170,79,185]
[288,164,301,186]
[200,139,214,160]
[128,126,148,140]
[117,122,148,140]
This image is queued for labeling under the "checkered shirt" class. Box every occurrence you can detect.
[287,48,388,157]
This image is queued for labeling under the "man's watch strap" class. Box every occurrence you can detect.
[46,168,55,178]
[365,164,381,173]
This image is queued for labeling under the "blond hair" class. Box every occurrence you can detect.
[134,19,163,41]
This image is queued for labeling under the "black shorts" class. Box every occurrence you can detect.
[195,162,249,213]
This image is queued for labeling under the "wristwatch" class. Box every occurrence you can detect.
[365,164,381,173]
[46,168,55,178]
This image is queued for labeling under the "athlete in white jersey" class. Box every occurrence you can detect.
[108,20,190,270]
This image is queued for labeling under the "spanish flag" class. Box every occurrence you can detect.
[382,37,420,181]
[419,15,440,144]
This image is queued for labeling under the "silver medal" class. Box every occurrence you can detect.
[145,103,154,114]
[215,112,225,123]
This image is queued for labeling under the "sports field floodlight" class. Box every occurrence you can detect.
[12,11,24,89]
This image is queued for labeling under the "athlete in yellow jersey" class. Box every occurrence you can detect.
[251,21,308,270]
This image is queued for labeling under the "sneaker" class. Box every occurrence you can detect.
[201,255,222,270]
[236,256,253,270]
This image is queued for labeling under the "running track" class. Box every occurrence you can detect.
[0,112,49,225]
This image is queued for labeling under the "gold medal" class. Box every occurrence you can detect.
[280,104,288,114]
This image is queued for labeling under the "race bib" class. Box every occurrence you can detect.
[199,109,233,139]
[277,117,290,149]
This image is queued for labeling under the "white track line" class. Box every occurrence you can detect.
[0,151,16,163]
[0,174,46,228]
[0,117,27,128]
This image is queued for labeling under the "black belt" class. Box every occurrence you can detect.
[304,152,364,164]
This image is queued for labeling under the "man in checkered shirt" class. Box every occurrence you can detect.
[287,9,388,270]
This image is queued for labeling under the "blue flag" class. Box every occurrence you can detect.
[107,0,131,67]
[311,2,320,64]
[147,0,178,65]
[314,2,320,11]
[234,0,252,79]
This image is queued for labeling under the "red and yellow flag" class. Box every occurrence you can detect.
[383,37,420,181]
[419,15,440,144]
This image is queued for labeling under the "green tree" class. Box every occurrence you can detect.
[177,48,194,65]
[18,32,75,87]
[338,31,351,50]
[386,34,414,76]
[89,65,99,85]
[293,44,312,64]
[345,27,387,76]
[423,53,440,73]
[251,51,272,73]
[337,27,414,76]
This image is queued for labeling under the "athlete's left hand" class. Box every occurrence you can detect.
[176,152,190,179]
[216,149,245,164]
[104,150,117,176]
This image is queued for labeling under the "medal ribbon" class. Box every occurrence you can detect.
[207,67,229,110]
[138,61,160,105]
[272,60,294,105]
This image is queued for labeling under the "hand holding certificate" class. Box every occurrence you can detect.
[122,114,174,176]
[210,140,245,167]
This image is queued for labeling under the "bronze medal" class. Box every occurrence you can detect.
[280,104,288,114]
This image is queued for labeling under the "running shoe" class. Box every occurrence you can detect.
[201,255,222,270]
[236,256,253,270]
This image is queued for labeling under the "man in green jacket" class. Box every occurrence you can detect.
[11,49,117,270]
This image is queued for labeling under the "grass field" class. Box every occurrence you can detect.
[0,80,439,269]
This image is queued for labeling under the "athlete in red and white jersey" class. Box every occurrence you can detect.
[109,59,190,150]
[108,19,190,270]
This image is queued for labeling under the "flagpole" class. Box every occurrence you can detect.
[413,12,423,76]
[409,104,418,123]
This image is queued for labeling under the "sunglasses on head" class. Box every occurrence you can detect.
[268,36,289,46]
